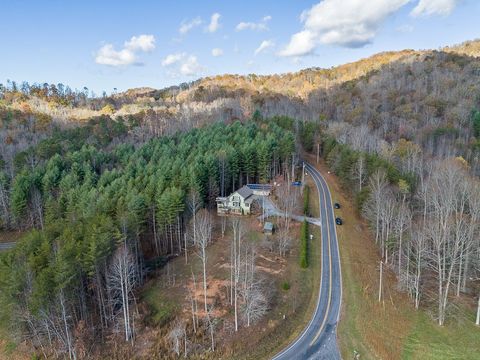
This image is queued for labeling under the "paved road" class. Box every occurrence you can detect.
[0,242,16,251]
[272,162,343,360]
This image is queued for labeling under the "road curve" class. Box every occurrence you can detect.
[272,162,342,360]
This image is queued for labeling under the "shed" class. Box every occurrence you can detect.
[263,222,274,235]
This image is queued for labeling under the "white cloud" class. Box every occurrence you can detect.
[95,34,155,66]
[279,30,316,57]
[161,52,186,66]
[411,0,460,16]
[162,53,204,77]
[279,0,461,57]
[207,13,221,33]
[279,0,411,56]
[179,17,202,34]
[254,40,275,56]
[211,48,223,57]
[236,15,272,31]
[124,34,155,52]
[180,55,204,76]
[95,45,136,66]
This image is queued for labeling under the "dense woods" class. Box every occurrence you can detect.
[0,120,295,358]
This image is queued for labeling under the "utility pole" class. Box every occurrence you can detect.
[301,162,305,195]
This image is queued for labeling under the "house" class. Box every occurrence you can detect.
[263,222,274,235]
[216,184,272,215]
[216,185,255,215]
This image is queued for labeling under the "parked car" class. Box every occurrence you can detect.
[335,217,343,225]
[334,202,340,209]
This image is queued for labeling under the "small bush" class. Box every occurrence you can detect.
[282,281,291,291]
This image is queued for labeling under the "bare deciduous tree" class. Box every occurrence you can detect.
[240,245,269,326]
[107,244,137,341]
[195,209,213,314]
[352,155,367,192]
[363,170,388,246]
[276,222,291,257]
[169,320,185,356]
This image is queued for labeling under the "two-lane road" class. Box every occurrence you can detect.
[272,162,342,360]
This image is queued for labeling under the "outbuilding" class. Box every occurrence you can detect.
[263,222,274,235]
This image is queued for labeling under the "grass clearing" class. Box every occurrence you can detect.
[305,155,480,360]
[141,282,179,327]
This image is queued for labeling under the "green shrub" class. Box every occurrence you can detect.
[472,109,480,138]
[282,281,291,291]
[303,185,310,216]
[300,220,309,268]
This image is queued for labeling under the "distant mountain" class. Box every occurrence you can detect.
[2,39,480,167]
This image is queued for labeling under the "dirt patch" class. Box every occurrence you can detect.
[0,231,24,244]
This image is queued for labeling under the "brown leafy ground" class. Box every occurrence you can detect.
[0,231,24,244]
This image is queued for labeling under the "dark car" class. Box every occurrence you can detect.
[334,202,340,209]
[335,217,343,225]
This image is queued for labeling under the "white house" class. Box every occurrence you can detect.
[216,184,272,215]
[216,185,255,215]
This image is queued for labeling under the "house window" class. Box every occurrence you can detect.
[233,202,240,207]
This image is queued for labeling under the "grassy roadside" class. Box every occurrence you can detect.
[306,155,480,360]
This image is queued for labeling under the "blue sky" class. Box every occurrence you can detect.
[1,0,479,94]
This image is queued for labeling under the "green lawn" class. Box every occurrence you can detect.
[141,282,179,327]
[402,309,480,360]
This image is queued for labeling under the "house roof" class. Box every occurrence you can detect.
[236,185,253,199]
[247,184,272,191]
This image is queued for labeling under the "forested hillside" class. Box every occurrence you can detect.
[0,120,295,358]
[3,40,480,172]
